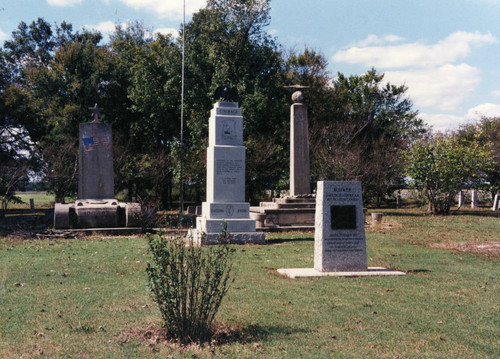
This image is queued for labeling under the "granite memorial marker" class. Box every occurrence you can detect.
[277,181,405,278]
[190,101,265,244]
[314,181,367,271]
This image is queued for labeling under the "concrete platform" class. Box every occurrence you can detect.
[277,267,406,279]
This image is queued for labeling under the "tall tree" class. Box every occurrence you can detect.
[310,69,426,204]
[183,0,288,203]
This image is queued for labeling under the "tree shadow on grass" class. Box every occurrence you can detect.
[380,209,499,218]
[376,211,429,217]
[405,269,431,274]
[449,210,500,218]
[266,236,313,244]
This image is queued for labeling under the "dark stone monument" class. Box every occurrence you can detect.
[78,105,114,199]
[54,104,140,230]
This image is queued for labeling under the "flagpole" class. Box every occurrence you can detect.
[179,0,185,217]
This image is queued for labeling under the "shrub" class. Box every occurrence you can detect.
[405,134,493,215]
[145,227,235,343]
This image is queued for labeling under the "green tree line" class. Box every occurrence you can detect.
[2,0,495,212]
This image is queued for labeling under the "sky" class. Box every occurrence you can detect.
[1,0,499,132]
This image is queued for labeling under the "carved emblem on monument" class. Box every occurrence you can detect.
[225,204,234,217]
[222,119,236,140]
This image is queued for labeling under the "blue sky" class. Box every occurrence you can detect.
[1,0,499,131]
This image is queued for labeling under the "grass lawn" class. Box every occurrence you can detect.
[0,209,498,358]
[9,192,56,210]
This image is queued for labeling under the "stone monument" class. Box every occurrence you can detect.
[249,89,315,231]
[314,181,367,271]
[471,190,478,208]
[190,101,265,245]
[290,90,311,196]
[54,104,140,230]
[458,191,465,208]
[277,181,405,278]
[492,192,499,211]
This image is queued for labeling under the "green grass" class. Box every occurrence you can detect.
[0,209,499,358]
[11,192,56,209]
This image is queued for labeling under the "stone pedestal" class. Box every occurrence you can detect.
[190,102,265,245]
[249,196,315,231]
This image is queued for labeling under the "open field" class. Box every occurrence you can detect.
[10,192,56,209]
[0,209,499,358]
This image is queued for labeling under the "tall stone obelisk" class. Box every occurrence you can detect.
[290,91,311,196]
[191,101,265,245]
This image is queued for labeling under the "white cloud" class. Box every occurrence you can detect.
[333,31,497,69]
[355,34,404,47]
[420,112,466,132]
[86,21,116,35]
[47,0,83,6]
[154,27,179,38]
[466,103,500,119]
[385,63,481,112]
[118,0,207,19]
[492,90,500,97]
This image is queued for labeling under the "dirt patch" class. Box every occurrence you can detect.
[431,241,500,257]
[366,219,403,231]
[118,321,248,350]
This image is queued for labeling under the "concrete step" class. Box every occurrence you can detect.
[257,225,314,232]
[272,197,316,204]
[257,202,316,209]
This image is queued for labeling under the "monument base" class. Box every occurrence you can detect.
[249,196,316,231]
[276,267,406,279]
[188,228,266,245]
[190,216,266,245]
[54,199,141,229]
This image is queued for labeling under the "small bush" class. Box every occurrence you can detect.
[146,227,235,343]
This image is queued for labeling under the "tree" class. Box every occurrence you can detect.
[456,116,500,197]
[182,0,288,203]
[405,133,493,215]
[309,69,426,204]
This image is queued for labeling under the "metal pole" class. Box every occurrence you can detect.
[179,0,185,216]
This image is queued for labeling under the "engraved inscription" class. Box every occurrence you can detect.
[216,159,243,186]
[218,108,240,115]
[324,238,364,253]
